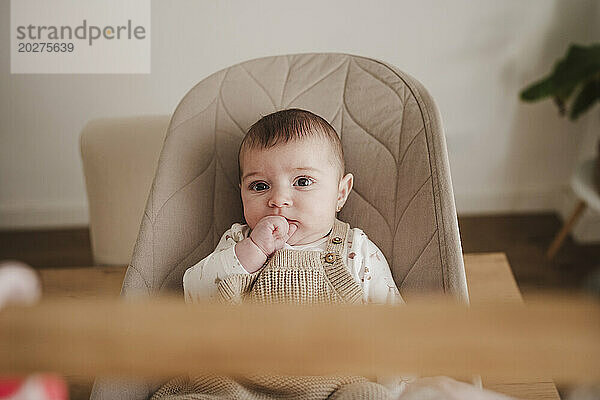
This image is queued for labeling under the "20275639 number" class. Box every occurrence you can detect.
[17,42,74,52]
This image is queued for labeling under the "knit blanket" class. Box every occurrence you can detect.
[151,373,392,400]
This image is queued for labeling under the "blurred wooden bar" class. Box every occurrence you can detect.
[1,295,599,385]
[13,253,581,399]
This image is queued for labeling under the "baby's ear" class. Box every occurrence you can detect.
[337,173,353,206]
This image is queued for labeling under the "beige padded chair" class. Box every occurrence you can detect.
[90,53,468,400]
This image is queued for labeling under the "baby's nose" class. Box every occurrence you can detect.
[267,189,292,208]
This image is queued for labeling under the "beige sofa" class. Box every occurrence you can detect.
[89,53,468,399]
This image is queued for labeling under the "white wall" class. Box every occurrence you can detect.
[1,0,599,235]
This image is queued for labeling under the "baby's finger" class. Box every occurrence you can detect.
[271,217,290,241]
[272,228,289,243]
[270,216,289,233]
[286,223,298,239]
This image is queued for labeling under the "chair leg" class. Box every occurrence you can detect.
[546,200,587,260]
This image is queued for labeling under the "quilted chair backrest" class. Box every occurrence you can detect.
[121,53,468,303]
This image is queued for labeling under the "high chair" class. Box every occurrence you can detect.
[90,53,469,399]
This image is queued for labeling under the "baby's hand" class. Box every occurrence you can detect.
[234,216,297,273]
[249,216,298,257]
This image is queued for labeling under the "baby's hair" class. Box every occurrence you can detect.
[239,108,345,180]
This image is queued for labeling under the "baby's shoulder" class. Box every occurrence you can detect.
[221,222,250,243]
[346,225,383,252]
[346,225,368,243]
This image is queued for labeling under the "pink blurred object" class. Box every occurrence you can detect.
[398,376,516,400]
[0,261,67,400]
[0,374,68,400]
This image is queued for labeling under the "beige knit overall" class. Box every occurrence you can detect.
[151,220,392,400]
[217,219,364,306]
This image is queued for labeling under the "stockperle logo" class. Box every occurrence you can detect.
[11,0,151,74]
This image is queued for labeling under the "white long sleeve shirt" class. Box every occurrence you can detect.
[183,223,403,305]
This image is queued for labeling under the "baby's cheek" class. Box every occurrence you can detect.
[245,217,257,230]
[242,205,259,229]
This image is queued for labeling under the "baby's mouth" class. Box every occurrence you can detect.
[269,214,299,226]
[283,217,299,227]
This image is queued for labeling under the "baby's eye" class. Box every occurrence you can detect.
[249,181,269,192]
[294,177,314,187]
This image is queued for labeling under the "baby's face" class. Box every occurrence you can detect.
[240,137,352,245]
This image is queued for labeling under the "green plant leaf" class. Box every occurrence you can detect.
[569,78,600,120]
[520,44,600,103]
[520,77,556,101]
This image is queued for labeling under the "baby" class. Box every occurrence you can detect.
[170,109,513,400]
[183,108,403,306]
[176,107,408,398]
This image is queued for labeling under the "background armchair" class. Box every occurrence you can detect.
[80,115,170,266]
